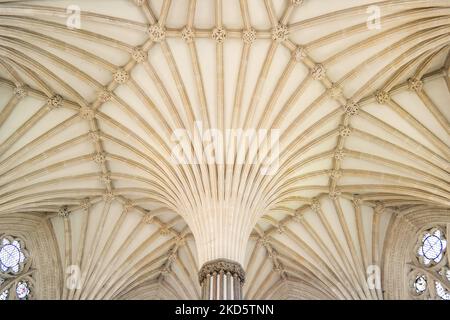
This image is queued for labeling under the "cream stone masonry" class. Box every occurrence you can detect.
[0,0,448,300]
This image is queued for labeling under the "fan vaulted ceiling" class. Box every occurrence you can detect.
[0,0,449,299]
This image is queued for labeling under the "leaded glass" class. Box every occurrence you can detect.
[414,275,427,294]
[0,236,32,300]
[411,226,450,300]
[417,229,447,265]
[0,290,8,301]
[435,282,450,300]
[0,238,25,273]
[15,282,30,300]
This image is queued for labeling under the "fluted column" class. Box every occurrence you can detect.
[198,259,245,300]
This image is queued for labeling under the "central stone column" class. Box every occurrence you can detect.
[178,200,264,265]
[177,198,268,300]
[198,259,245,300]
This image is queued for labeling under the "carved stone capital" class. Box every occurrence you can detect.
[58,205,70,217]
[198,259,245,285]
[291,0,304,6]
[123,199,134,211]
[257,235,270,247]
[329,189,341,200]
[113,68,129,84]
[352,195,362,207]
[328,169,343,180]
[175,235,186,246]
[311,64,326,80]
[181,26,195,43]
[277,223,286,234]
[310,198,321,212]
[334,149,346,160]
[131,47,147,63]
[103,191,115,201]
[148,24,166,42]
[273,262,285,274]
[267,246,278,259]
[79,106,96,120]
[212,27,227,43]
[271,23,289,42]
[343,100,359,116]
[98,89,112,103]
[13,85,28,99]
[92,152,106,164]
[160,265,171,274]
[80,198,91,211]
[242,28,256,45]
[47,94,63,110]
[292,212,304,223]
[375,90,391,104]
[159,226,171,236]
[88,130,101,142]
[167,249,178,262]
[339,125,352,137]
[292,46,307,62]
[142,212,154,224]
[408,77,423,92]
[374,201,385,214]
[101,172,112,184]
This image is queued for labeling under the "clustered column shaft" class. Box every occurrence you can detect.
[198,259,245,300]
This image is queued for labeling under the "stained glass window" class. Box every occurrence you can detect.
[0,235,32,300]
[15,281,30,300]
[435,282,450,300]
[0,239,26,273]
[414,275,427,294]
[0,290,8,300]
[417,229,447,265]
[411,226,450,300]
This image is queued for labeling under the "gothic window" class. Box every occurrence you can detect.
[417,229,447,265]
[409,226,450,300]
[0,235,33,300]
[413,275,427,294]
